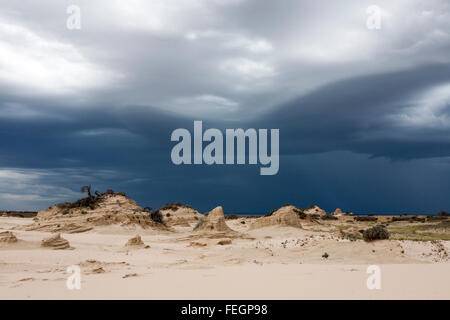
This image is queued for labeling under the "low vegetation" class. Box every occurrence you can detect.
[160,202,193,211]
[392,216,425,223]
[389,221,450,241]
[56,186,127,214]
[362,225,390,242]
[321,214,338,220]
[354,216,378,222]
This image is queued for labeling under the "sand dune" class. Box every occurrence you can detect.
[250,205,304,229]
[41,233,71,250]
[20,193,167,234]
[0,231,18,243]
[0,198,449,299]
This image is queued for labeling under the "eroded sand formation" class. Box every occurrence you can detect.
[303,205,327,215]
[22,191,167,233]
[0,190,449,299]
[250,205,314,229]
[194,206,234,233]
[41,233,70,250]
[125,235,145,247]
[160,203,203,227]
[0,231,18,243]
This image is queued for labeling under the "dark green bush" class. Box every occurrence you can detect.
[362,225,390,242]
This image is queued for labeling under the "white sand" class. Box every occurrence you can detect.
[0,217,449,299]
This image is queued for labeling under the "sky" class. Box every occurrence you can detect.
[0,0,449,214]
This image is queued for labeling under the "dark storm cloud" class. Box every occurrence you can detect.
[261,64,450,160]
[0,0,449,212]
[1,63,449,213]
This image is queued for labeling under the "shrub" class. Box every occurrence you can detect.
[309,214,320,220]
[392,216,425,223]
[426,215,448,221]
[150,210,164,224]
[340,230,359,241]
[322,252,329,259]
[264,209,276,217]
[293,208,306,219]
[160,202,191,211]
[321,214,338,220]
[362,225,390,242]
[80,185,92,197]
[438,211,449,217]
[54,187,132,214]
[225,214,238,220]
[354,216,378,222]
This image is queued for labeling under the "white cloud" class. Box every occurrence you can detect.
[168,94,240,117]
[0,0,449,119]
[389,83,450,129]
[221,58,275,79]
[0,167,125,210]
[76,128,137,137]
[0,20,119,95]
[185,30,273,53]
[0,168,79,207]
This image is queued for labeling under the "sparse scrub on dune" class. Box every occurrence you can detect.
[293,208,307,219]
[161,202,182,211]
[392,216,425,223]
[426,215,448,222]
[321,214,338,220]
[342,231,360,241]
[225,214,239,220]
[264,204,294,216]
[389,221,450,241]
[55,187,129,213]
[354,216,378,222]
[21,187,171,233]
[80,185,93,198]
[264,209,276,217]
[160,202,193,211]
[430,220,450,229]
[149,210,164,224]
[265,206,308,219]
[362,225,390,242]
